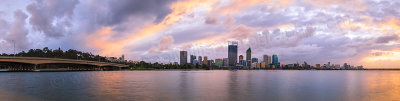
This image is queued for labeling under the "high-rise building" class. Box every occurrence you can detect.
[228,41,238,66]
[215,59,223,67]
[223,58,229,66]
[239,55,244,62]
[180,51,187,65]
[272,54,278,68]
[263,55,268,63]
[203,56,208,65]
[263,55,270,68]
[190,55,196,64]
[267,55,272,68]
[246,48,251,67]
[198,56,202,65]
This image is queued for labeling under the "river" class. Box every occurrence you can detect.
[0,70,399,101]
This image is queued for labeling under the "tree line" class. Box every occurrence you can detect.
[0,47,114,63]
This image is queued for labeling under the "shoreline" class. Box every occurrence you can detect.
[0,69,399,72]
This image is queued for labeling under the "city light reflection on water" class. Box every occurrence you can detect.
[0,70,399,101]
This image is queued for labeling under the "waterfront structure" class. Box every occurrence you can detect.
[215,59,223,67]
[198,56,202,65]
[261,62,266,69]
[240,60,246,67]
[223,58,229,66]
[228,41,238,66]
[121,54,125,62]
[239,55,244,62]
[251,62,257,69]
[316,64,321,69]
[343,63,348,69]
[190,55,196,64]
[246,48,251,67]
[252,58,258,63]
[203,56,208,65]
[180,51,187,65]
[272,54,278,68]
[0,56,128,71]
[263,55,270,68]
[207,60,214,66]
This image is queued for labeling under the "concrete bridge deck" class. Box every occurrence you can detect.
[0,56,128,68]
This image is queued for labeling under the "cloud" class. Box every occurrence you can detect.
[0,19,8,37]
[4,10,30,50]
[86,0,219,56]
[229,24,254,40]
[376,34,399,43]
[303,0,367,11]
[26,0,79,38]
[149,35,175,54]
[205,16,219,25]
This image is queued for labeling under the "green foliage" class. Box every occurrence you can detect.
[0,47,111,63]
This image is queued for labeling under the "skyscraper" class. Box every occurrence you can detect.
[272,54,278,68]
[228,41,238,66]
[190,55,196,65]
[180,51,187,65]
[203,56,208,65]
[198,56,202,65]
[263,55,268,63]
[246,48,251,67]
[263,55,270,68]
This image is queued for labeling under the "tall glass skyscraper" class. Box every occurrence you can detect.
[228,41,238,66]
[246,48,251,67]
[272,54,278,68]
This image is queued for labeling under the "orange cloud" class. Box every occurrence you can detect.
[362,49,400,68]
[87,0,219,57]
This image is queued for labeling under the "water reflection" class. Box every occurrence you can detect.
[0,70,399,101]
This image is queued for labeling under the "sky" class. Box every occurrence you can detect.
[0,0,400,68]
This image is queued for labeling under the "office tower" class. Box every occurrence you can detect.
[272,54,278,68]
[261,62,266,69]
[246,48,251,67]
[215,59,223,67]
[263,55,269,68]
[267,55,272,68]
[203,56,208,65]
[263,55,268,62]
[180,51,187,65]
[239,55,244,62]
[228,41,238,66]
[251,58,258,63]
[198,56,202,65]
[190,55,196,64]
[223,58,229,66]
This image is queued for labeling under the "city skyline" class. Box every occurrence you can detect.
[1,0,400,68]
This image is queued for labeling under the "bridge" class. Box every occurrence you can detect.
[0,56,129,71]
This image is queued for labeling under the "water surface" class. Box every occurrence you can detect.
[0,70,399,101]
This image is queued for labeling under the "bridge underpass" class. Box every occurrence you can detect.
[0,56,129,71]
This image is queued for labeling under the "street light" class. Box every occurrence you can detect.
[11,40,15,57]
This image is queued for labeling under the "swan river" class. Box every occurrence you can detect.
[0,70,399,101]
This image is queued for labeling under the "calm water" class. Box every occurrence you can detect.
[0,70,399,101]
